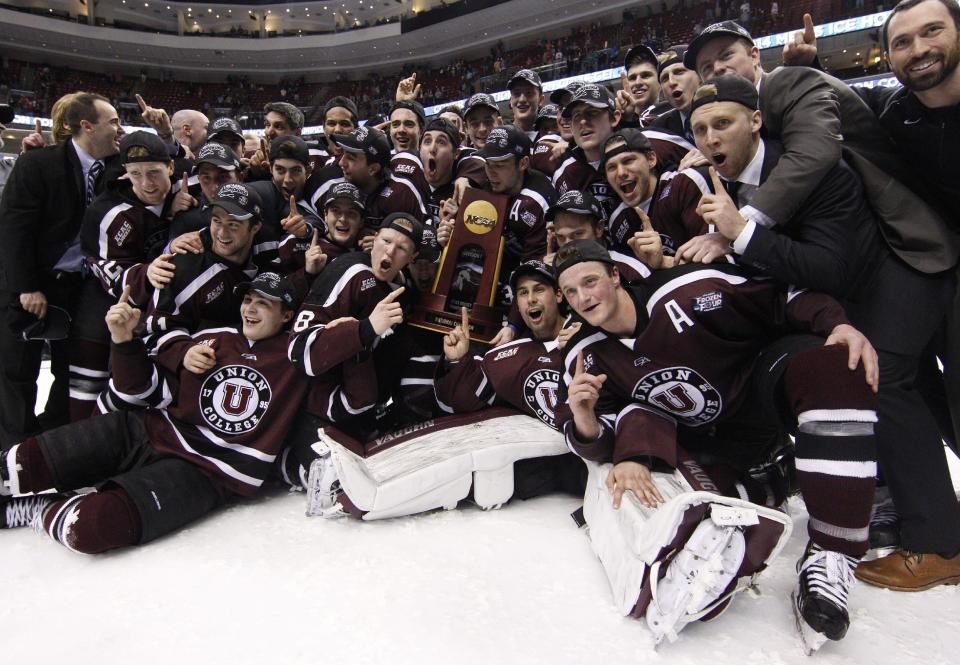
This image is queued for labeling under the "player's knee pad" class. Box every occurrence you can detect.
[783,345,878,427]
[581,460,793,645]
[313,408,567,520]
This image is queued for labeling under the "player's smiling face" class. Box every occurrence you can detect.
[626,62,660,107]
[510,82,543,126]
[659,63,701,111]
[603,147,658,206]
[695,36,760,83]
[570,105,619,154]
[484,156,526,195]
[371,227,417,282]
[515,275,561,341]
[691,101,761,181]
[126,160,173,205]
[210,208,261,264]
[559,261,620,328]
[241,292,291,341]
[324,199,363,246]
[390,108,421,152]
[324,107,355,155]
[264,112,295,141]
[197,163,238,202]
[465,109,500,149]
[886,0,960,92]
[420,130,456,186]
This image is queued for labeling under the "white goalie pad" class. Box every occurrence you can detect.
[314,412,567,520]
[581,461,793,643]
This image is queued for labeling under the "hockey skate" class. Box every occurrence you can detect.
[792,542,858,655]
[866,487,899,560]
[645,516,747,645]
[305,452,344,518]
[0,495,52,530]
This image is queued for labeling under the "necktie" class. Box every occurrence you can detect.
[86,160,104,206]
[723,179,740,208]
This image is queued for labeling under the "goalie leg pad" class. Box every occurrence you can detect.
[581,461,792,642]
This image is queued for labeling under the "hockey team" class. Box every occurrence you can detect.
[1,0,959,654]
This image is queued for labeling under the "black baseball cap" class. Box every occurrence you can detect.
[624,44,659,70]
[423,118,461,149]
[235,271,297,310]
[478,125,531,161]
[509,259,557,291]
[553,239,616,277]
[19,305,71,341]
[536,103,560,127]
[324,96,359,122]
[331,125,391,167]
[560,83,616,118]
[210,183,263,222]
[689,74,760,116]
[208,117,244,143]
[269,135,310,165]
[684,21,754,72]
[381,212,424,249]
[194,142,241,172]
[389,100,426,128]
[547,190,605,223]
[323,181,366,212]
[463,93,501,118]
[120,131,170,164]
[549,80,587,106]
[600,129,654,171]
[657,45,690,75]
[508,69,543,91]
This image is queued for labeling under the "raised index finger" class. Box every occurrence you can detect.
[311,228,319,247]
[460,306,470,335]
[135,94,148,112]
[383,285,406,303]
[708,166,727,196]
[636,207,654,232]
[118,284,132,304]
[575,351,585,377]
[34,119,42,135]
[803,13,816,42]
[289,194,297,211]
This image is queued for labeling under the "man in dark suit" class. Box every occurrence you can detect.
[684,24,960,588]
[0,92,123,448]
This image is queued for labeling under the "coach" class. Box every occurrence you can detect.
[0,93,123,448]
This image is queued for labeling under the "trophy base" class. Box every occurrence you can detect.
[410,295,503,344]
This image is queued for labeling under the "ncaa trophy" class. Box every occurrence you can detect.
[410,188,510,343]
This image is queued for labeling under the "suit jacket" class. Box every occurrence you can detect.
[736,140,886,301]
[0,140,118,293]
[755,67,959,273]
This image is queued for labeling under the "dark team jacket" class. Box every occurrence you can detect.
[80,179,173,305]
[557,263,849,467]
[606,166,711,256]
[108,328,311,497]
[144,230,259,353]
[434,336,564,430]
[287,251,414,421]
[490,169,557,268]
[652,108,693,144]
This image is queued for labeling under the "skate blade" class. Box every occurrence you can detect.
[792,590,829,656]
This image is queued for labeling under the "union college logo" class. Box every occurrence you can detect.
[199,365,272,435]
[523,369,560,428]
[632,366,721,425]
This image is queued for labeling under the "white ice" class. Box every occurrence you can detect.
[3,364,957,665]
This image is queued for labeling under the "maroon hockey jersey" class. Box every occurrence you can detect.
[558,263,849,467]
[108,327,311,496]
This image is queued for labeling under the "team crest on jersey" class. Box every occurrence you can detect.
[632,366,721,425]
[523,369,561,427]
[521,210,537,227]
[204,282,224,304]
[692,291,723,312]
[493,346,518,361]
[199,365,272,435]
[360,277,377,291]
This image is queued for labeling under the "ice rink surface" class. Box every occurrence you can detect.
[3,366,957,665]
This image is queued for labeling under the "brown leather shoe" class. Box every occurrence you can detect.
[855,549,960,591]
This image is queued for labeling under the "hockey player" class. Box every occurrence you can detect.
[618,45,669,126]
[507,69,545,140]
[462,93,503,150]
[71,131,175,421]
[601,129,709,257]
[0,273,310,554]
[387,100,425,154]
[554,239,879,650]
[652,46,701,143]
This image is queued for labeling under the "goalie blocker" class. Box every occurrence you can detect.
[582,457,792,645]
